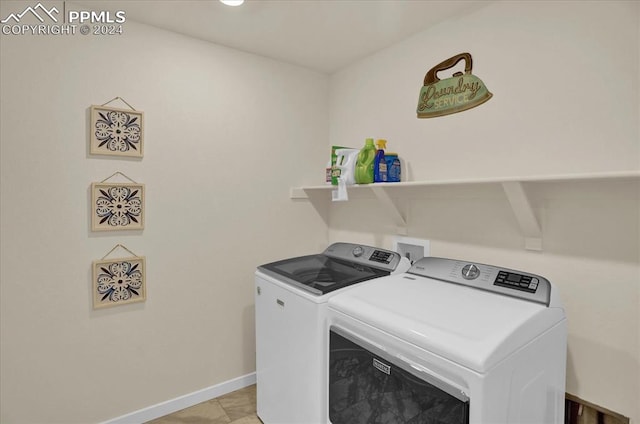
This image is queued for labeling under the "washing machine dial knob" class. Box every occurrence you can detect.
[462,264,480,280]
[352,246,364,257]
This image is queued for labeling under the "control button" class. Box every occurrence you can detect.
[462,264,480,280]
[352,246,364,257]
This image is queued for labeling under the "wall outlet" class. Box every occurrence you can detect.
[392,236,430,265]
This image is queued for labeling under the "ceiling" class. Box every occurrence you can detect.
[71,0,492,73]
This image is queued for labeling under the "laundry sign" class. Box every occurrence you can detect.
[417,52,492,118]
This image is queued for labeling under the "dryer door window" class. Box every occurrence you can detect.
[329,329,469,424]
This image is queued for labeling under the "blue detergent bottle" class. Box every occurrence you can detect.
[386,153,401,182]
[373,139,388,183]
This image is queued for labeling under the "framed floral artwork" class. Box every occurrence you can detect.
[90,105,144,157]
[92,255,146,309]
[91,182,145,231]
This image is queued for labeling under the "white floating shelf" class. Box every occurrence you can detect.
[290,170,639,251]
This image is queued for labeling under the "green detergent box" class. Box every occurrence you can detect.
[331,145,350,185]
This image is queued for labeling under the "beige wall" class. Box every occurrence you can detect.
[0,10,329,424]
[1,1,639,423]
[328,0,640,422]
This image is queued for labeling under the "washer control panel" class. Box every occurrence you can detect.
[368,249,395,264]
[408,257,551,306]
[494,270,539,293]
[324,242,402,272]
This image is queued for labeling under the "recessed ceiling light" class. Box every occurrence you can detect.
[220,0,244,6]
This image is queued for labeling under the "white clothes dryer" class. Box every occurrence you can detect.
[255,242,410,424]
[327,256,567,424]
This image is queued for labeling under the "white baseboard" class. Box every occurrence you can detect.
[102,372,257,424]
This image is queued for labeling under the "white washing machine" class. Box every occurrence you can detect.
[255,242,410,424]
[327,256,567,424]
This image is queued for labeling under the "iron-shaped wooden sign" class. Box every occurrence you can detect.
[417,52,492,118]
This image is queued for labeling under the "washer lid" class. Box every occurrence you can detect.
[257,243,402,295]
[258,254,389,295]
[327,274,565,373]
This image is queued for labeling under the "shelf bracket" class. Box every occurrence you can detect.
[370,186,408,235]
[501,181,542,251]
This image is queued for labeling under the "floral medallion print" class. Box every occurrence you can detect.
[96,186,141,226]
[97,261,143,302]
[91,183,145,231]
[90,106,144,158]
[95,110,141,152]
[93,257,146,308]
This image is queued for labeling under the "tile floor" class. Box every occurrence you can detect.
[146,384,261,424]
